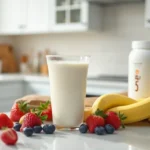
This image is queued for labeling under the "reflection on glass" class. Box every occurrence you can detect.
[56,11,66,23]
[70,9,80,23]
[56,0,66,6]
[70,0,81,5]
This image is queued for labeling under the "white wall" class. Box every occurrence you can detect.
[10,2,150,76]
[0,36,13,45]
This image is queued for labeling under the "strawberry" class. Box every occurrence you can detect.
[0,113,13,129]
[20,112,46,132]
[37,101,52,121]
[10,102,29,122]
[105,111,127,130]
[86,115,105,133]
[86,109,106,133]
[0,129,18,145]
[7,118,14,128]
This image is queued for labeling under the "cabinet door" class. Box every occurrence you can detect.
[0,0,11,33]
[0,0,27,34]
[52,0,88,32]
[0,0,20,34]
[25,82,50,96]
[26,0,49,33]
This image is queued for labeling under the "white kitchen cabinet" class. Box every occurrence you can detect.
[0,0,28,34]
[0,81,24,111]
[0,0,49,34]
[52,0,103,32]
[0,0,102,34]
[0,82,23,98]
[25,0,50,33]
[0,0,22,34]
[145,0,150,28]
[0,97,21,112]
[25,82,50,96]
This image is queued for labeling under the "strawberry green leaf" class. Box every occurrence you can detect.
[121,116,127,120]
[118,112,127,129]
[18,101,29,113]
[94,109,107,118]
[40,115,48,121]
[30,100,51,122]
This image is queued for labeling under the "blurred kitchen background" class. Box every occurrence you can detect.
[0,0,149,111]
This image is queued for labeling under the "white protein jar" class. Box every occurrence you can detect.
[128,41,150,100]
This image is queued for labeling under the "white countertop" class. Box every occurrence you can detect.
[0,74,49,82]
[0,74,128,95]
[0,124,149,150]
[0,74,128,84]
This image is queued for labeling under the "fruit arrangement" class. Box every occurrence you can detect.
[0,100,53,145]
[80,108,126,135]
[10,100,52,122]
[1,93,150,146]
[86,93,150,124]
[0,112,55,145]
[12,111,55,136]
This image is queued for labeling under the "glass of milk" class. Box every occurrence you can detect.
[46,55,90,128]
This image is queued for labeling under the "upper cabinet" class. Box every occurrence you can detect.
[145,0,150,28]
[0,0,23,34]
[25,0,49,33]
[0,0,50,34]
[0,0,103,35]
[52,0,103,32]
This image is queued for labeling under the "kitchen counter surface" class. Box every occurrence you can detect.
[0,74,128,84]
[0,74,49,82]
[0,73,128,86]
[0,74,128,95]
[0,120,149,150]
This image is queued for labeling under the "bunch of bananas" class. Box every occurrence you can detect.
[84,94,150,124]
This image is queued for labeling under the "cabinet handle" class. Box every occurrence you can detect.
[18,25,26,29]
[147,19,150,23]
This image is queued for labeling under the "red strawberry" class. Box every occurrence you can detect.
[20,112,43,132]
[86,115,105,133]
[105,111,126,130]
[0,129,18,145]
[0,113,13,129]
[7,118,14,128]
[10,102,29,122]
[37,101,52,121]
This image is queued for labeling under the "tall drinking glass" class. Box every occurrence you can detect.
[46,55,90,128]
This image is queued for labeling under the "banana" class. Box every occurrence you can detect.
[108,97,150,124]
[92,93,136,114]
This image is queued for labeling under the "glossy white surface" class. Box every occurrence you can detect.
[0,74,49,82]
[0,74,127,95]
[0,126,149,150]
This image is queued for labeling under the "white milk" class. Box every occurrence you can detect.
[48,61,89,127]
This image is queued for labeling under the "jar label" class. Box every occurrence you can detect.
[133,63,142,93]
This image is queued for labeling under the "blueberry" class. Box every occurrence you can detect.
[33,126,42,133]
[95,126,106,135]
[105,124,115,134]
[79,124,88,133]
[43,124,55,134]
[13,123,21,131]
[23,127,34,137]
